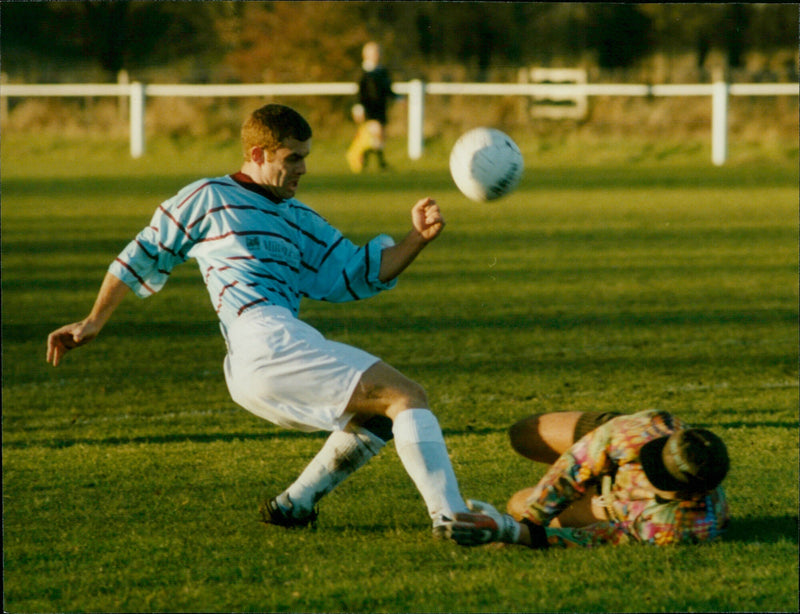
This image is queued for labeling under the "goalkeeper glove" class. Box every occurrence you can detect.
[444,499,522,547]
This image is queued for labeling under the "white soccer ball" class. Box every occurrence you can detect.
[449,128,524,202]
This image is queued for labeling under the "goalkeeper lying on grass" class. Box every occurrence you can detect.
[443,409,730,549]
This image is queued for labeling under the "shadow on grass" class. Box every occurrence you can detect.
[2,430,328,450]
[3,164,798,198]
[1,320,221,343]
[725,515,799,544]
[2,424,510,451]
[717,420,800,430]
[8,303,797,343]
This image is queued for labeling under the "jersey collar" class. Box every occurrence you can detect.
[230,172,284,204]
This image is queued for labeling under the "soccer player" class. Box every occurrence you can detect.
[346,41,397,173]
[444,409,730,548]
[46,103,468,536]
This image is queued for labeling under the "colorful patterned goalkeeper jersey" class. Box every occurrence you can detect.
[522,409,729,547]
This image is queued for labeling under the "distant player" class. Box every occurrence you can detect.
[444,409,730,548]
[47,103,469,537]
[347,41,397,173]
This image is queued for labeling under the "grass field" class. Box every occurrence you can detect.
[2,131,798,613]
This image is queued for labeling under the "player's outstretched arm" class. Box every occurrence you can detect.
[444,499,549,549]
[378,197,445,283]
[46,272,131,367]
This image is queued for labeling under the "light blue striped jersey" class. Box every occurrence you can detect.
[109,172,397,328]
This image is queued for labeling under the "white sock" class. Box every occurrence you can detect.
[392,408,468,524]
[277,427,385,517]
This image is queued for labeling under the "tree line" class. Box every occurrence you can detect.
[2,2,797,82]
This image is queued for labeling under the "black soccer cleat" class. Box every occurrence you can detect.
[259,497,318,529]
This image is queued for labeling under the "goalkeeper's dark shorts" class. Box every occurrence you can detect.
[573,411,623,442]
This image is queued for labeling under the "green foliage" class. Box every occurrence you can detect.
[2,134,798,612]
[1,1,222,77]
[1,2,797,81]
[223,2,371,82]
[587,5,653,69]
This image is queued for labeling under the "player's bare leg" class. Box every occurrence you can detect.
[348,361,468,527]
[265,421,387,528]
[506,486,606,528]
[501,411,619,534]
[508,412,584,464]
[267,361,467,532]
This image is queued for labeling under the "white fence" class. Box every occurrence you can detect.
[1,79,797,165]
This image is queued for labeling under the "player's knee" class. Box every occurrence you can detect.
[380,363,428,408]
[383,378,428,416]
[350,363,429,418]
[402,378,428,409]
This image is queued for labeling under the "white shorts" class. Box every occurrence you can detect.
[222,305,380,432]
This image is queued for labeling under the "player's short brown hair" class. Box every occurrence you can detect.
[241,104,313,161]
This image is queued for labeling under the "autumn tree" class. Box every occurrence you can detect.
[221,2,372,82]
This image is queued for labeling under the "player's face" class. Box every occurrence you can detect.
[261,137,310,200]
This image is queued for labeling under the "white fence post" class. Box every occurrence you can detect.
[0,73,8,125]
[129,81,145,159]
[1,79,795,161]
[117,70,129,122]
[711,78,729,166]
[407,79,425,160]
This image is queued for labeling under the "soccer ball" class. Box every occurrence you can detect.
[449,128,523,202]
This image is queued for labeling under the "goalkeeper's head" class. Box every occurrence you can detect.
[640,428,730,493]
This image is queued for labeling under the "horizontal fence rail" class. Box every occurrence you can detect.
[1,80,797,164]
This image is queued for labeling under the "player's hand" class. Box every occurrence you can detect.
[411,197,445,243]
[46,320,99,366]
[443,499,521,546]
